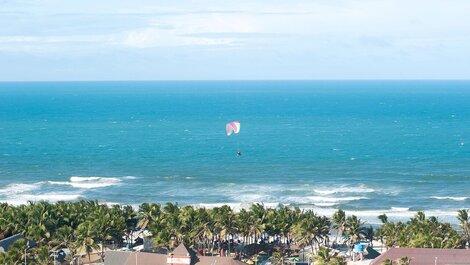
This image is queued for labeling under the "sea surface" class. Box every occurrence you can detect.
[1,81,469,224]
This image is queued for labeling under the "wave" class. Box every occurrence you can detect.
[295,206,461,224]
[0,182,83,205]
[287,196,368,204]
[431,196,468,201]
[313,185,376,195]
[236,194,276,203]
[391,207,410,211]
[0,183,41,195]
[48,176,132,189]
[3,193,83,205]
[314,202,339,207]
[70,176,102,182]
[23,193,82,201]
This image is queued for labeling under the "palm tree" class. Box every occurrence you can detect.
[237,209,252,244]
[293,211,330,255]
[193,208,214,255]
[137,203,161,230]
[314,247,346,265]
[378,214,388,224]
[122,205,138,247]
[33,246,52,265]
[344,215,364,254]
[0,238,29,265]
[214,205,237,256]
[53,225,74,249]
[332,209,346,247]
[457,209,470,247]
[275,206,296,246]
[361,226,374,246]
[74,221,99,263]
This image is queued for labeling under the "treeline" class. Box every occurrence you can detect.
[376,210,469,249]
[0,201,469,264]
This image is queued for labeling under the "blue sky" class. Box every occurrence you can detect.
[1,0,470,81]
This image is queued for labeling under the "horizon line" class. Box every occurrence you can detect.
[1,78,470,83]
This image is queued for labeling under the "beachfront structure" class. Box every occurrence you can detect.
[105,243,248,265]
[371,248,470,265]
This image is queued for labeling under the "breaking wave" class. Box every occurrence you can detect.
[431,196,468,201]
[0,182,82,205]
[313,185,376,195]
[48,176,135,189]
[0,183,40,195]
[286,196,368,204]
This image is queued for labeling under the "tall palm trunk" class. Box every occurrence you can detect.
[228,234,231,257]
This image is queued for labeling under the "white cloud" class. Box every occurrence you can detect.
[123,28,237,48]
[123,12,259,48]
[1,0,470,79]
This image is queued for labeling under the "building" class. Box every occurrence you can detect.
[105,243,248,265]
[371,248,470,265]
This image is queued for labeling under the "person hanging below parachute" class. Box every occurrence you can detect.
[226,120,241,156]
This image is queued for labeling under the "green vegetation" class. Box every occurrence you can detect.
[379,256,410,265]
[313,247,345,265]
[396,256,411,265]
[376,211,465,249]
[0,201,468,264]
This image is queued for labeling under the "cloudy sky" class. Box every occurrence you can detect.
[1,0,470,81]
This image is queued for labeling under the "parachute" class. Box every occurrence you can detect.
[226,121,242,156]
[226,121,240,136]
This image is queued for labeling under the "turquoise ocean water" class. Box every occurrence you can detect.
[1,81,469,224]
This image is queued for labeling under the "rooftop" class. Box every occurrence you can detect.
[371,248,470,265]
[105,244,247,265]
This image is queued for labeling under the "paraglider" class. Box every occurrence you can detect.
[226,120,241,156]
[226,120,240,136]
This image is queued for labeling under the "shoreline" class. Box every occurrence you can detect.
[0,198,465,226]
[1,176,468,225]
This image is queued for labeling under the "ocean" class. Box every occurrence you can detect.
[0,81,469,224]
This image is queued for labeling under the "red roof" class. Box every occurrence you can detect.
[105,244,248,265]
[371,248,470,265]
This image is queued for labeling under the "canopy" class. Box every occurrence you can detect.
[226,121,240,136]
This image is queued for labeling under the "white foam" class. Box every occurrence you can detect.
[287,196,368,204]
[301,207,460,224]
[0,182,83,205]
[431,196,468,201]
[314,202,339,207]
[22,193,82,202]
[70,176,102,182]
[313,185,376,195]
[391,207,409,211]
[0,183,40,195]
[237,194,275,202]
[49,176,125,189]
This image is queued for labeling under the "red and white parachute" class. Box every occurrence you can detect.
[226,121,240,136]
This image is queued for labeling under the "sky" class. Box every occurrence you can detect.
[1,0,470,81]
